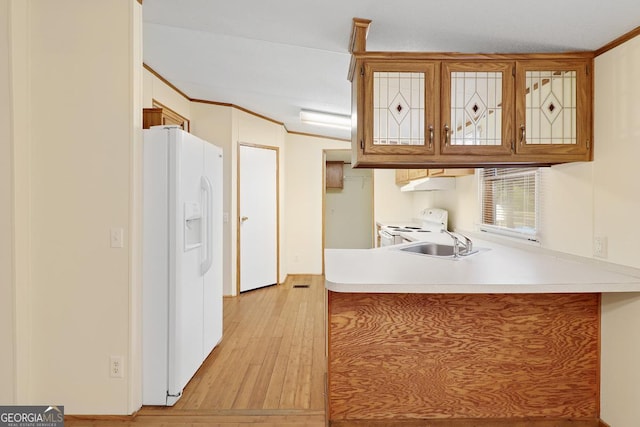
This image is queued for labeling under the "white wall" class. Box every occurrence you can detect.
[0,0,15,405]
[413,181,475,231]
[594,36,640,426]
[437,175,478,232]
[592,40,640,268]
[285,134,350,274]
[373,170,474,231]
[10,0,32,404]
[372,169,414,222]
[600,293,640,426]
[142,67,191,118]
[325,164,373,249]
[11,0,142,414]
[189,102,234,294]
[538,163,594,256]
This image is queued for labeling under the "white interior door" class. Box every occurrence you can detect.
[239,144,277,292]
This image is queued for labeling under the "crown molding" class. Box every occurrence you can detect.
[143,64,348,142]
[594,25,640,57]
[190,98,283,127]
[143,63,190,100]
[287,130,350,143]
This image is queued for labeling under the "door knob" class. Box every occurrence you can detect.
[241,216,249,223]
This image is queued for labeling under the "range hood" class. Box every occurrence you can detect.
[400,177,455,192]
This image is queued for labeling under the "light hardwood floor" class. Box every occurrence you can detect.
[66,275,327,426]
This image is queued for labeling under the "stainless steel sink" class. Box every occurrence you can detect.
[400,242,456,256]
[396,242,482,259]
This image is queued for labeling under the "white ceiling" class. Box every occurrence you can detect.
[142,0,640,140]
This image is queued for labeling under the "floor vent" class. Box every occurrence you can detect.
[293,284,310,288]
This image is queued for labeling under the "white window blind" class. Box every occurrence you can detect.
[479,168,539,240]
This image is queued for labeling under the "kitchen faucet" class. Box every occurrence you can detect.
[441,229,473,257]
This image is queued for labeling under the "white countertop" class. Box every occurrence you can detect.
[325,232,640,294]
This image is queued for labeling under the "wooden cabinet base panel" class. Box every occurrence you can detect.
[330,418,608,427]
[328,293,600,421]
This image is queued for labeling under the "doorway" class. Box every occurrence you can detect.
[323,150,374,254]
[238,143,279,293]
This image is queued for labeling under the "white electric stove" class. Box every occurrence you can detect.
[378,208,448,247]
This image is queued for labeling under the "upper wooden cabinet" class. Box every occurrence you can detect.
[348,18,593,168]
[361,61,439,157]
[515,60,591,156]
[395,168,474,185]
[441,61,514,156]
[143,100,190,132]
[395,169,410,185]
[326,161,344,189]
[408,168,428,181]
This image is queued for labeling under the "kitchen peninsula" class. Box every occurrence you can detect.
[324,236,640,426]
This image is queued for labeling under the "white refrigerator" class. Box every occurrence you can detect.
[142,125,223,406]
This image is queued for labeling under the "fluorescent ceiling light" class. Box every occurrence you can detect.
[300,109,351,130]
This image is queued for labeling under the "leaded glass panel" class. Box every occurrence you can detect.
[525,71,576,145]
[450,71,503,146]
[373,72,424,145]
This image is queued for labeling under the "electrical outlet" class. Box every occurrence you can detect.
[594,236,608,259]
[110,356,124,378]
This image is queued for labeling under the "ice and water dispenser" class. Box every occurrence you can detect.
[184,202,202,250]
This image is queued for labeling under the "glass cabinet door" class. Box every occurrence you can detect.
[515,60,591,155]
[441,62,514,155]
[363,62,438,155]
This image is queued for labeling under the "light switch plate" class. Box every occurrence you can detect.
[110,227,124,248]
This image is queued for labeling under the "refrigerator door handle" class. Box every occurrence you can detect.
[201,176,214,275]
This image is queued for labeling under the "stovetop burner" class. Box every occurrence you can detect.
[383,226,434,233]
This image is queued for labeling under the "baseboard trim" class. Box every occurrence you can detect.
[329,419,604,427]
[283,273,324,286]
[65,415,134,421]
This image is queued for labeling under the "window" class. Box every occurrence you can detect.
[479,168,540,241]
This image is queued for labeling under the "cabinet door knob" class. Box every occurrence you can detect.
[444,125,450,146]
[520,124,526,145]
